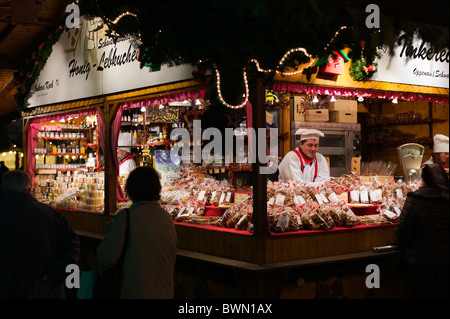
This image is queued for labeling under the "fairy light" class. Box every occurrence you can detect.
[323,26,351,51]
[214,26,351,109]
[106,11,138,25]
[215,66,249,109]
[249,48,316,76]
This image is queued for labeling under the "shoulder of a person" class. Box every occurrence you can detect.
[316,153,327,161]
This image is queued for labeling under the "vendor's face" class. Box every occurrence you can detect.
[439,152,449,164]
[299,139,319,159]
[117,149,127,159]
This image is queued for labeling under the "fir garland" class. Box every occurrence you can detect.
[13,24,65,112]
[349,59,378,81]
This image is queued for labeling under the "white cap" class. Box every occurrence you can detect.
[433,134,449,153]
[117,132,136,153]
[295,128,324,141]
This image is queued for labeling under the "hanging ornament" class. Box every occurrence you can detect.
[349,41,378,81]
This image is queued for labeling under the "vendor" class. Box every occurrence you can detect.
[117,132,137,176]
[278,129,345,194]
[421,134,449,169]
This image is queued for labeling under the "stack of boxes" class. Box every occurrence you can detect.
[292,95,358,124]
[328,99,358,123]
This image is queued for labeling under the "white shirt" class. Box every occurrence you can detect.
[278,148,330,187]
[421,156,434,168]
[119,158,136,176]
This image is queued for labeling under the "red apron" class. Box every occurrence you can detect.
[293,149,318,182]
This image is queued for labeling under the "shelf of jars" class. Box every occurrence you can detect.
[33,152,88,156]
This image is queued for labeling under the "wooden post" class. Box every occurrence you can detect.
[97,101,119,216]
[22,117,31,172]
[249,76,268,257]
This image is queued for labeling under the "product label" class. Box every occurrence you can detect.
[275,194,286,206]
[360,190,369,203]
[350,190,360,203]
[315,193,324,205]
[294,195,306,205]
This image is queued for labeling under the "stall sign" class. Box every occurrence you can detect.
[25,16,196,108]
[371,32,449,89]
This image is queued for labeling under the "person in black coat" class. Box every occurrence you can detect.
[395,163,449,299]
[0,170,80,299]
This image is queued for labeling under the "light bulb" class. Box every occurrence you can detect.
[140,106,146,112]
[392,98,398,104]
[330,96,336,102]
[358,96,364,102]
[312,96,319,103]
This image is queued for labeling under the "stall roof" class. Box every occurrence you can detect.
[0,0,65,118]
[273,51,449,104]
[21,79,207,118]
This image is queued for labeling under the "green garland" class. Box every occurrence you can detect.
[13,24,65,112]
[349,59,378,81]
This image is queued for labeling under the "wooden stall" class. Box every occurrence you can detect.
[20,21,448,299]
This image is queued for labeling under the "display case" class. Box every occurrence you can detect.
[30,113,105,213]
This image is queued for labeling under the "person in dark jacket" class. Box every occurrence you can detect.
[0,170,80,299]
[395,163,449,299]
[0,161,9,199]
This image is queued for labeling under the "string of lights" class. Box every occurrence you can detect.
[218,26,351,108]
[214,66,250,109]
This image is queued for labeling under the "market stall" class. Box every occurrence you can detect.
[19,15,448,299]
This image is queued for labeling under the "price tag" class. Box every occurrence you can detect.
[294,195,306,205]
[328,192,339,202]
[267,197,275,206]
[360,190,369,203]
[393,206,402,216]
[375,189,383,202]
[177,206,186,217]
[382,209,397,220]
[197,190,206,201]
[219,193,225,204]
[350,190,360,203]
[396,189,404,199]
[210,191,217,202]
[225,192,232,203]
[320,192,329,203]
[275,194,286,206]
[315,193,324,205]
[187,207,195,215]
[369,190,378,203]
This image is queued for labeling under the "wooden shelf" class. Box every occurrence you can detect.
[33,153,88,156]
[34,137,87,141]
[366,118,446,127]
[367,138,433,146]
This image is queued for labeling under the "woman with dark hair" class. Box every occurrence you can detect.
[395,163,449,299]
[97,166,177,299]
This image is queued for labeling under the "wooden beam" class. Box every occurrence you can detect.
[250,76,268,264]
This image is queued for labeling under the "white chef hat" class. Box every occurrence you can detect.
[295,128,324,141]
[433,134,449,153]
[118,132,136,153]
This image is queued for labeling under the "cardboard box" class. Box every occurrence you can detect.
[329,99,357,112]
[306,109,329,122]
[329,110,357,123]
